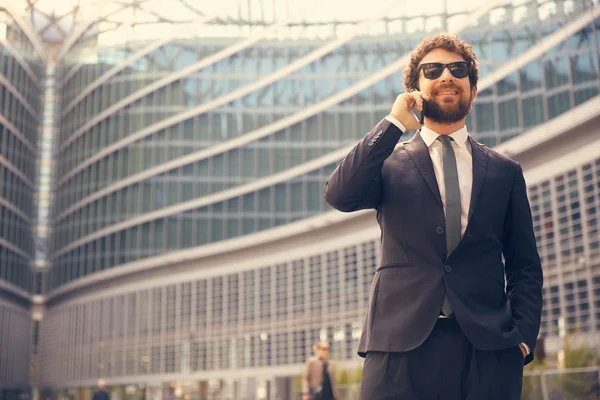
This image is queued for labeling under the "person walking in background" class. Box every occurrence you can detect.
[92,379,110,400]
[302,341,338,400]
[324,33,543,400]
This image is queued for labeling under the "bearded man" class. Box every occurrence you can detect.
[324,34,543,400]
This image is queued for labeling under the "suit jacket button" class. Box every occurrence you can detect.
[436,226,444,234]
[444,265,452,272]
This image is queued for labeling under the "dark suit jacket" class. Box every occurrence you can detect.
[324,118,543,365]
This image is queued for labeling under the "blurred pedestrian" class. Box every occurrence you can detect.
[301,341,338,400]
[91,379,110,400]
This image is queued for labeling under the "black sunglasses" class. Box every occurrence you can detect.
[418,62,471,80]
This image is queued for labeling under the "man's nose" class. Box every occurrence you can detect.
[438,66,454,81]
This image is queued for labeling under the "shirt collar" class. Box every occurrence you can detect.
[420,125,469,149]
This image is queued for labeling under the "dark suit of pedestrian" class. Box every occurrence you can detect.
[91,390,109,400]
[324,118,543,399]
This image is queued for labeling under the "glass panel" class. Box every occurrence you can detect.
[181,212,193,248]
[568,24,594,51]
[128,227,138,262]
[167,217,178,250]
[275,184,286,214]
[227,149,239,179]
[497,73,517,96]
[545,56,569,90]
[154,219,164,252]
[498,98,519,131]
[574,87,599,106]
[142,182,151,212]
[227,199,239,238]
[242,148,255,178]
[492,30,513,64]
[323,112,336,142]
[258,146,270,177]
[182,182,193,201]
[522,95,544,128]
[338,112,355,140]
[356,111,373,139]
[141,222,150,254]
[291,182,303,213]
[305,179,320,212]
[548,91,571,119]
[475,102,495,133]
[196,209,208,245]
[571,52,598,85]
[519,60,542,93]
[211,204,223,242]
[515,26,537,54]
[259,188,270,213]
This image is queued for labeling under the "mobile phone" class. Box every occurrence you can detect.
[419,100,427,125]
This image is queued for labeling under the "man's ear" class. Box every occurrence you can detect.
[471,86,477,101]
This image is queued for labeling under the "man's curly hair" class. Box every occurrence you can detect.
[403,34,479,92]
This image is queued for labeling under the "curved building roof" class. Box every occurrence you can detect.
[4,0,527,58]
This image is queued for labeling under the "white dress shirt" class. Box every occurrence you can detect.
[385,115,472,231]
[384,115,530,356]
[419,125,472,237]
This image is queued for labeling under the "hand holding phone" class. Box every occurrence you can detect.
[389,91,430,131]
[419,100,427,125]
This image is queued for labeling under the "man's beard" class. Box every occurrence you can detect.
[426,90,472,124]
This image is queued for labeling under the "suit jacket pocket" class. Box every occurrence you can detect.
[377,262,413,271]
[372,265,443,326]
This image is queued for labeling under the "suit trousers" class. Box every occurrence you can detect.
[359,318,524,400]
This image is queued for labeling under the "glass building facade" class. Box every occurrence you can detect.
[1,0,600,398]
[0,6,43,393]
[47,0,599,290]
[533,159,600,337]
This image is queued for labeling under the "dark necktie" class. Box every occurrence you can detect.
[438,135,461,316]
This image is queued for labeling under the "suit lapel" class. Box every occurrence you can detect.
[404,131,443,206]
[403,133,489,222]
[467,137,489,221]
